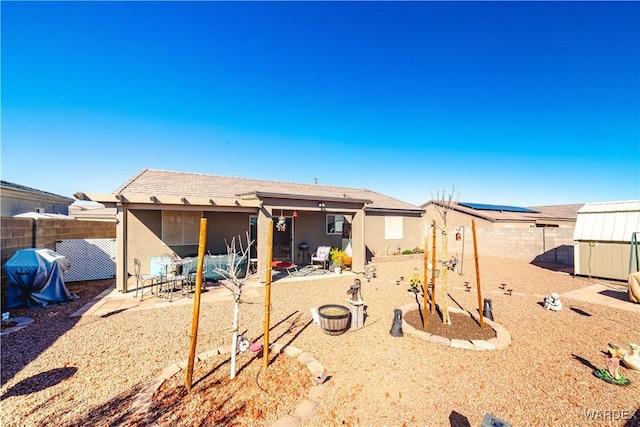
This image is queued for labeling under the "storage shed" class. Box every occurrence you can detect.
[573,200,640,281]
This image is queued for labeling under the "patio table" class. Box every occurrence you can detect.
[156,258,191,300]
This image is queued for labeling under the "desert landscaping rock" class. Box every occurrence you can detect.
[1,257,639,426]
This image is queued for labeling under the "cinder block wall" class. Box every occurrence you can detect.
[1,218,34,263]
[1,217,116,308]
[373,226,575,266]
[444,226,574,265]
[33,219,116,250]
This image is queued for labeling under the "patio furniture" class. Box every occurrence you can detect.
[156,257,190,301]
[183,257,207,295]
[272,261,298,275]
[133,258,159,300]
[183,254,248,281]
[311,246,331,270]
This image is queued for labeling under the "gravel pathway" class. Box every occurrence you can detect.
[1,256,639,426]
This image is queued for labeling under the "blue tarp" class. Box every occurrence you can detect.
[4,249,78,309]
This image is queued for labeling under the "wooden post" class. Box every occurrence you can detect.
[430,220,437,314]
[422,233,429,331]
[471,219,484,328]
[186,218,207,391]
[263,219,274,370]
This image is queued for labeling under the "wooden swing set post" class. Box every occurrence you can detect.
[263,220,274,371]
[471,219,484,328]
[430,220,437,314]
[186,218,207,391]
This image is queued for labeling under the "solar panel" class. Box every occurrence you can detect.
[459,202,539,213]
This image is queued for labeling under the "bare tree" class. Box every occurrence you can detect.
[213,233,256,380]
[431,185,459,325]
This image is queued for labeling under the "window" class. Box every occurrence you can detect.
[162,211,202,245]
[326,214,344,235]
[384,216,403,239]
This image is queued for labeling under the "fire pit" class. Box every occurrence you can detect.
[317,304,351,336]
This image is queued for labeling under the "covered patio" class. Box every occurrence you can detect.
[75,169,424,294]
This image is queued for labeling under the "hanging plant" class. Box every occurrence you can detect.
[276,211,286,232]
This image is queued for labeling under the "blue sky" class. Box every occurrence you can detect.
[2,1,638,207]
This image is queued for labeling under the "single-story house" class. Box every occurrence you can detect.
[1,180,75,217]
[420,200,581,264]
[421,201,580,228]
[75,169,424,292]
[68,202,117,222]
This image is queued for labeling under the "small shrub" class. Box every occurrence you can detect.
[330,248,347,266]
[402,249,414,255]
[412,247,424,254]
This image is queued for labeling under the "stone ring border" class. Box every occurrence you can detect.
[130,342,326,426]
[398,303,511,350]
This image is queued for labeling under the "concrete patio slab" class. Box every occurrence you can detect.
[561,283,640,313]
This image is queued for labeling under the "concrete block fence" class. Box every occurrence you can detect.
[373,226,575,266]
[1,217,116,308]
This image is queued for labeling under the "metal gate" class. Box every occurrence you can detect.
[55,238,116,282]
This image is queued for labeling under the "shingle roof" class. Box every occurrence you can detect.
[115,169,421,211]
[1,180,74,202]
[527,204,585,220]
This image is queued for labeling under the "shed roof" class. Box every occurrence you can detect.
[577,200,640,213]
[574,200,640,242]
[111,169,421,212]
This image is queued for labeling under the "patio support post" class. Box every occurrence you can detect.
[351,209,366,273]
[115,205,127,292]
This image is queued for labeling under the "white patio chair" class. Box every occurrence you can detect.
[310,246,331,270]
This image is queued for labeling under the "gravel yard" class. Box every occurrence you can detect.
[1,256,639,426]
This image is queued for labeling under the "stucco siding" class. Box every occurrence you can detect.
[127,210,164,276]
[364,213,424,258]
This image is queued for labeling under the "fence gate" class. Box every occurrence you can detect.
[56,238,116,282]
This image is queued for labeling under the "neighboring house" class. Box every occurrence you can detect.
[68,202,117,222]
[420,200,581,266]
[527,203,584,225]
[1,180,75,217]
[75,169,424,292]
[421,201,580,228]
